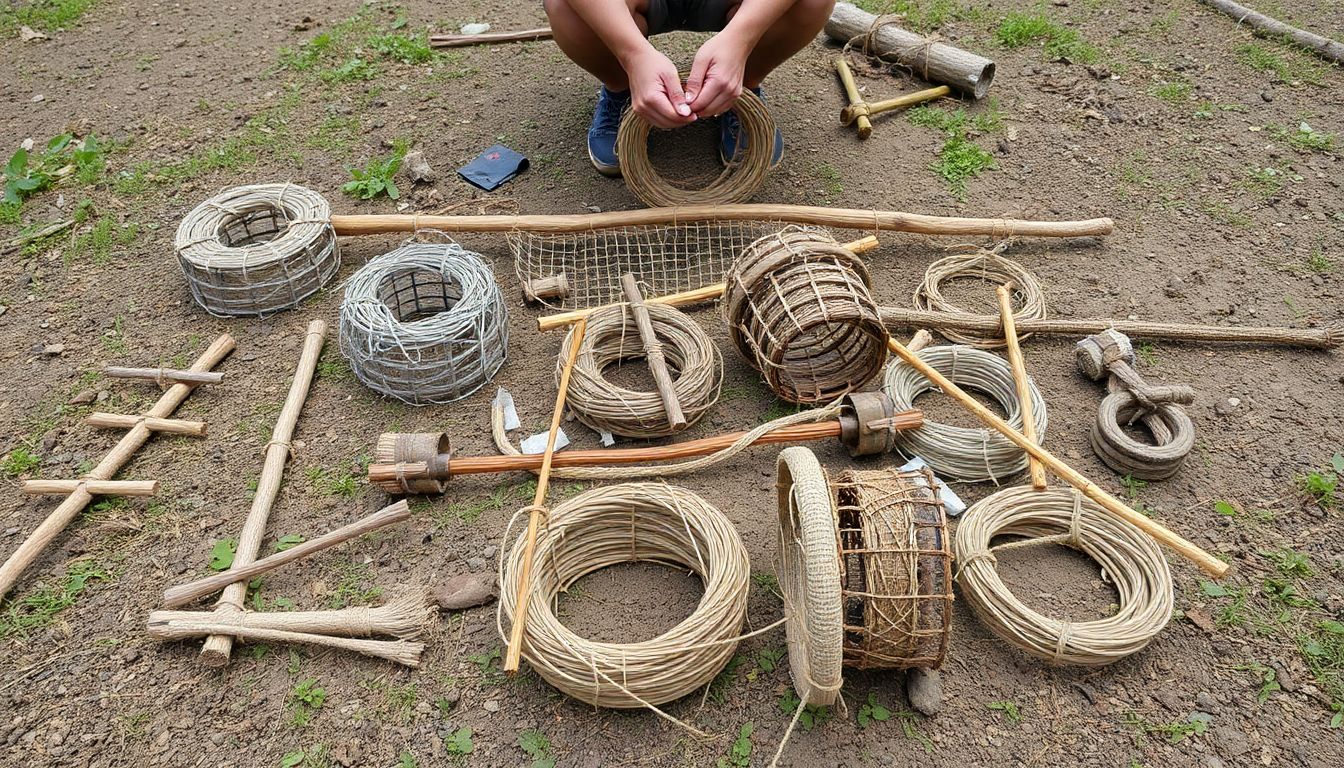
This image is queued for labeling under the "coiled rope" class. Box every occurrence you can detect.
[953,486,1174,665]
[883,345,1048,483]
[913,245,1047,349]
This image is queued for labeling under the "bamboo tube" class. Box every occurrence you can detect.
[429,27,554,48]
[149,592,431,638]
[0,334,235,599]
[996,286,1047,490]
[200,321,326,667]
[147,620,423,667]
[1198,0,1344,64]
[620,273,687,430]
[162,501,411,609]
[330,207,1111,238]
[504,317,587,673]
[826,2,996,98]
[105,366,224,385]
[843,85,952,127]
[22,479,158,496]
[883,335,1228,577]
[537,235,880,332]
[834,58,873,139]
[85,412,208,436]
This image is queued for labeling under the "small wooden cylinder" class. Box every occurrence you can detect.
[105,366,224,385]
[522,273,570,304]
[22,479,160,496]
[826,2,996,99]
[85,412,209,436]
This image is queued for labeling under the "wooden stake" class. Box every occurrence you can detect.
[0,334,235,600]
[200,320,326,667]
[995,286,1047,490]
[620,273,687,430]
[504,317,588,673]
[148,620,424,667]
[105,366,224,386]
[85,412,208,436]
[834,58,874,139]
[429,27,554,49]
[23,479,158,496]
[883,335,1228,577]
[162,501,411,609]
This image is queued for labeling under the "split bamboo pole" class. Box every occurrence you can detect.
[105,366,224,385]
[22,479,158,496]
[199,320,326,667]
[620,273,686,430]
[0,334,235,600]
[85,412,209,436]
[148,592,430,638]
[996,286,1047,490]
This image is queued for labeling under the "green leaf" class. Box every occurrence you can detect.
[45,134,73,154]
[280,751,305,768]
[1319,619,1344,635]
[209,538,237,571]
[1331,711,1343,729]
[275,534,305,552]
[1213,501,1237,516]
[385,178,400,200]
[6,148,29,179]
[1331,453,1344,476]
[1199,581,1228,598]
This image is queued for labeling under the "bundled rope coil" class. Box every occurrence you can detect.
[617,87,775,207]
[339,242,508,405]
[883,345,1048,482]
[497,483,750,709]
[953,486,1174,665]
[913,246,1047,348]
[175,183,341,317]
[724,228,888,404]
[558,301,722,438]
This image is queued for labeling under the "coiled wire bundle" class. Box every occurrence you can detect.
[339,242,508,405]
[883,345,1048,483]
[174,183,340,316]
[498,483,750,709]
[953,486,1174,665]
[558,302,723,438]
[913,247,1046,348]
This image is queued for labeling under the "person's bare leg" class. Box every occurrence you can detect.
[544,0,650,91]
[737,0,836,88]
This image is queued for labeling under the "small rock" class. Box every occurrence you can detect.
[1195,691,1218,713]
[482,699,501,713]
[466,557,488,573]
[905,668,942,715]
[402,150,435,184]
[19,25,48,42]
[1260,92,1273,103]
[1227,397,1241,408]
[68,390,96,405]
[435,572,497,610]
[481,545,497,560]
[41,343,64,356]
[1165,277,1187,298]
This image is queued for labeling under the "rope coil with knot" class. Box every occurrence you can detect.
[1075,329,1195,480]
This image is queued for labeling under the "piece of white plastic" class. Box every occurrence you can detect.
[900,456,967,516]
[599,431,616,447]
[521,428,570,455]
[494,387,521,431]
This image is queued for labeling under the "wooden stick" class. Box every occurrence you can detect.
[330,207,1112,238]
[995,286,1047,490]
[504,317,588,673]
[429,27,553,49]
[826,2,997,98]
[147,620,424,667]
[163,501,411,608]
[834,58,874,139]
[200,321,326,667]
[85,412,208,436]
[537,235,880,332]
[843,85,951,127]
[620,273,687,430]
[883,335,1228,577]
[22,479,158,496]
[105,366,224,385]
[0,219,74,257]
[1198,0,1344,63]
[148,594,429,638]
[0,334,235,600]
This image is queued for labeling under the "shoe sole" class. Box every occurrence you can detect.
[589,145,621,178]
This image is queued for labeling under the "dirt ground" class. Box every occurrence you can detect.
[2,0,1343,766]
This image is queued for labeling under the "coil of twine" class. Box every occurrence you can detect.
[617,87,774,207]
[174,183,341,317]
[913,247,1046,348]
[339,242,509,405]
[497,483,750,709]
[883,345,1048,483]
[953,485,1174,665]
[558,301,722,438]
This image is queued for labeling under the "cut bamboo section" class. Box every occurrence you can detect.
[996,286,1047,490]
[0,334,235,600]
[85,412,209,436]
[105,366,224,385]
[200,320,326,667]
[826,2,997,98]
[22,479,158,496]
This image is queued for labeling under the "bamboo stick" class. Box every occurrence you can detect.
[148,620,424,667]
[826,2,997,98]
[843,85,951,128]
[883,335,1228,577]
[1198,0,1344,63]
[85,412,209,436]
[22,479,158,496]
[834,58,874,139]
[105,366,224,385]
[200,321,326,667]
[620,273,687,430]
[504,317,587,673]
[429,27,554,48]
[0,334,235,600]
[162,501,411,608]
[995,286,1047,490]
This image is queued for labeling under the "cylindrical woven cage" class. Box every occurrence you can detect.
[498,483,750,708]
[174,183,341,317]
[558,302,723,438]
[884,345,1048,483]
[339,242,508,405]
[724,228,888,404]
[834,467,953,670]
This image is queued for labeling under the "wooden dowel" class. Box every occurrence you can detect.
[147,620,423,667]
[429,27,554,48]
[849,85,952,124]
[0,334,235,600]
[85,412,208,436]
[22,479,159,496]
[105,366,224,385]
[826,2,997,98]
[883,335,1228,577]
[162,501,411,609]
[995,287,1047,490]
[537,236,880,332]
[200,320,326,667]
[834,58,873,139]
[505,317,587,673]
[620,273,687,430]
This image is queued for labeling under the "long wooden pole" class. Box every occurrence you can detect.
[884,335,1228,577]
[1198,0,1344,63]
[996,286,1047,490]
[429,27,554,48]
[199,320,326,666]
[504,317,588,673]
[22,479,159,496]
[0,334,235,600]
[105,366,224,385]
[620,273,686,430]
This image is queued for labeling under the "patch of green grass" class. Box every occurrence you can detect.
[1270,122,1335,153]
[0,559,108,637]
[434,479,533,526]
[322,57,377,84]
[1149,8,1180,34]
[444,727,474,756]
[1236,42,1324,86]
[367,31,437,64]
[305,115,362,154]
[1199,579,1250,628]
[1306,248,1334,274]
[305,466,360,499]
[994,11,1097,63]
[1265,548,1313,579]
[315,354,353,381]
[812,162,843,203]
[857,693,892,729]
[1298,454,1341,509]
[2,447,41,477]
[717,723,753,768]
[1242,166,1286,197]
[778,690,832,730]
[1149,80,1191,105]
[326,562,382,609]
[70,216,137,264]
[908,103,1000,198]
[751,572,779,594]
[0,0,97,33]
[853,1,982,33]
[1123,711,1210,744]
[1234,661,1282,704]
[746,646,785,682]
[1299,619,1344,728]
[518,730,556,768]
[987,699,1023,724]
[288,678,327,727]
[343,140,408,200]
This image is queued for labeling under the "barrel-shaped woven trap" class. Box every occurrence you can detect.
[724,228,888,404]
[339,242,508,405]
[175,183,340,316]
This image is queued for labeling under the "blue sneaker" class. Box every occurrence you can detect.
[720,86,783,168]
[588,86,630,177]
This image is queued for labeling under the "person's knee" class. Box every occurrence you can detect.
[790,0,835,24]
[543,0,573,24]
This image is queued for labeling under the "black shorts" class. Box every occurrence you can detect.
[645,0,735,34]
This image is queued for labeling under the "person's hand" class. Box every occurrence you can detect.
[685,31,750,118]
[623,45,695,129]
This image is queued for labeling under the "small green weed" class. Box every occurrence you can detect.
[994,11,1097,63]
[813,161,843,202]
[893,709,934,752]
[0,0,98,32]
[305,466,359,499]
[1271,122,1335,153]
[751,572,779,594]
[3,134,104,209]
[397,751,417,768]
[1124,711,1210,744]
[343,141,407,200]
[707,653,745,704]
[322,58,377,84]
[857,692,892,728]
[326,562,382,608]
[280,745,329,767]
[1299,619,1344,727]
[747,646,785,682]
[288,678,327,727]
[70,216,137,264]
[778,690,832,730]
[1214,500,1239,517]
[1306,248,1334,274]
[1199,580,1250,628]
[1236,42,1323,86]
[717,723,753,768]
[367,31,437,64]
[1149,81,1191,105]
[908,103,999,198]
[2,447,41,478]
[435,480,533,526]
[518,730,556,768]
[0,559,108,637]
[467,646,504,684]
[988,699,1023,724]
[209,538,237,571]
[1298,454,1341,509]
[1265,548,1313,579]
[444,727,474,756]
[1233,661,1281,704]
